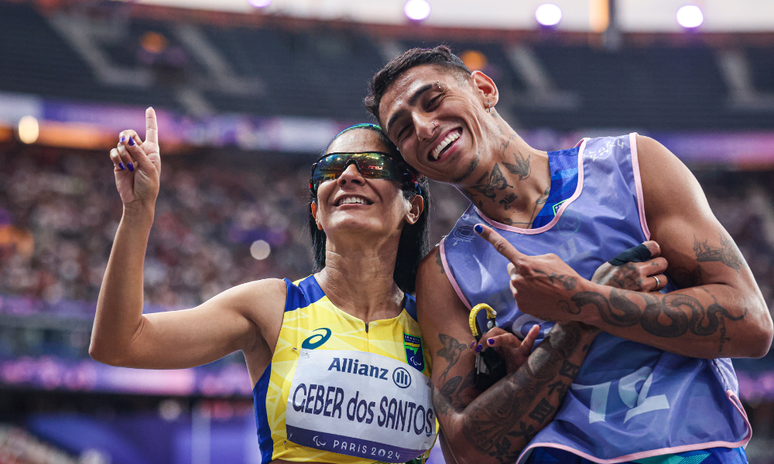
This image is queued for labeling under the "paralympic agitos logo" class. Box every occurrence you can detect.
[403,333,425,373]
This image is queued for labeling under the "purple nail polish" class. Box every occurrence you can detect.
[119,162,125,171]
[128,137,135,146]
[120,135,125,143]
[487,338,495,346]
[127,162,134,172]
[475,344,483,353]
[469,341,476,349]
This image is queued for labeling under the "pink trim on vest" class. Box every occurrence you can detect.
[476,138,588,235]
[516,390,752,464]
[440,239,472,310]
[629,132,651,241]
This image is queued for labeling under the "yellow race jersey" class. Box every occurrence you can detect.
[253,275,434,463]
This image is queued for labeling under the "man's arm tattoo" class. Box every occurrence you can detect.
[670,265,703,289]
[528,398,556,422]
[439,324,586,463]
[432,333,477,417]
[437,333,467,382]
[558,360,580,378]
[694,232,743,272]
[571,288,747,352]
[435,251,445,274]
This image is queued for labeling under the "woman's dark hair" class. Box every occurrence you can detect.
[308,124,431,294]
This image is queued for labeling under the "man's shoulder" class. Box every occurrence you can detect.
[418,244,444,278]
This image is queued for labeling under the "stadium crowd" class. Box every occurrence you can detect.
[0,147,313,316]
[1,146,772,320]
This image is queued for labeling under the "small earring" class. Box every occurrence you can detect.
[487,100,492,113]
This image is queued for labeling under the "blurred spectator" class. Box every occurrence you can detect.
[0,147,313,316]
[0,424,77,464]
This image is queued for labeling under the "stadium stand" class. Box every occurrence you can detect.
[0,2,772,128]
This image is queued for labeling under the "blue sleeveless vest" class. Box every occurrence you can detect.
[441,134,751,462]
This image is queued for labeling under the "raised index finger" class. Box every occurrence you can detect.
[145,107,158,146]
[474,223,525,266]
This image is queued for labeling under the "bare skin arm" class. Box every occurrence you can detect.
[476,136,773,359]
[89,109,285,379]
[417,247,597,464]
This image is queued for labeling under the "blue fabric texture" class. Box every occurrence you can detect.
[524,446,747,464]
[532,146,580,228]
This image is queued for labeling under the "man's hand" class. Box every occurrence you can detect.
[591,241,668,292]
[473,223,586,324]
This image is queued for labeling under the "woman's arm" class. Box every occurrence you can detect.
[89,108,286,370]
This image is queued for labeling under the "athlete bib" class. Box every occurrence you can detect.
[286,349,437,463]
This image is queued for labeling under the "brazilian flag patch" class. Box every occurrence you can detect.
[403,333,425,373]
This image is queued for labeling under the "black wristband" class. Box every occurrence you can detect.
[608,243,652,266]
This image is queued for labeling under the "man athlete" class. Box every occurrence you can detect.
[364,46,773,464]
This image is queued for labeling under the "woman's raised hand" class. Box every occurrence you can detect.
[109,108,161,207]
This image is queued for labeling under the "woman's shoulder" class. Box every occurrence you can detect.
[208,278,288,322]
[233,275,321,314]
[229,277,288,298]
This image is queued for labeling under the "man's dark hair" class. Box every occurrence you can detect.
[365,45,471,123]
[308,124,431,294]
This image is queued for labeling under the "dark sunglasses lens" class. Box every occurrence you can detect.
[310,152,406,191]
[311,154,348,188]
[350,153,395,179]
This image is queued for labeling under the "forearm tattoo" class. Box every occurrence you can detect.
[571,289,746,352]
[432,324,587,463]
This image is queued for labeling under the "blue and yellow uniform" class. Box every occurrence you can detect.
[253,275,433,463]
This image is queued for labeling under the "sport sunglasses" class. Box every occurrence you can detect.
[308,151,416,194]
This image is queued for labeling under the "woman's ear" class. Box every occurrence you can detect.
[405,194,424,225]
[311,202,323,230]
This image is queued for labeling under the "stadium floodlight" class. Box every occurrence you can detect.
[404,0,431,22]
[535,3,563,27]
[18,115,39,144]
[250,240,271,260]
[248,0,272,8]
[676,5,704,29]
